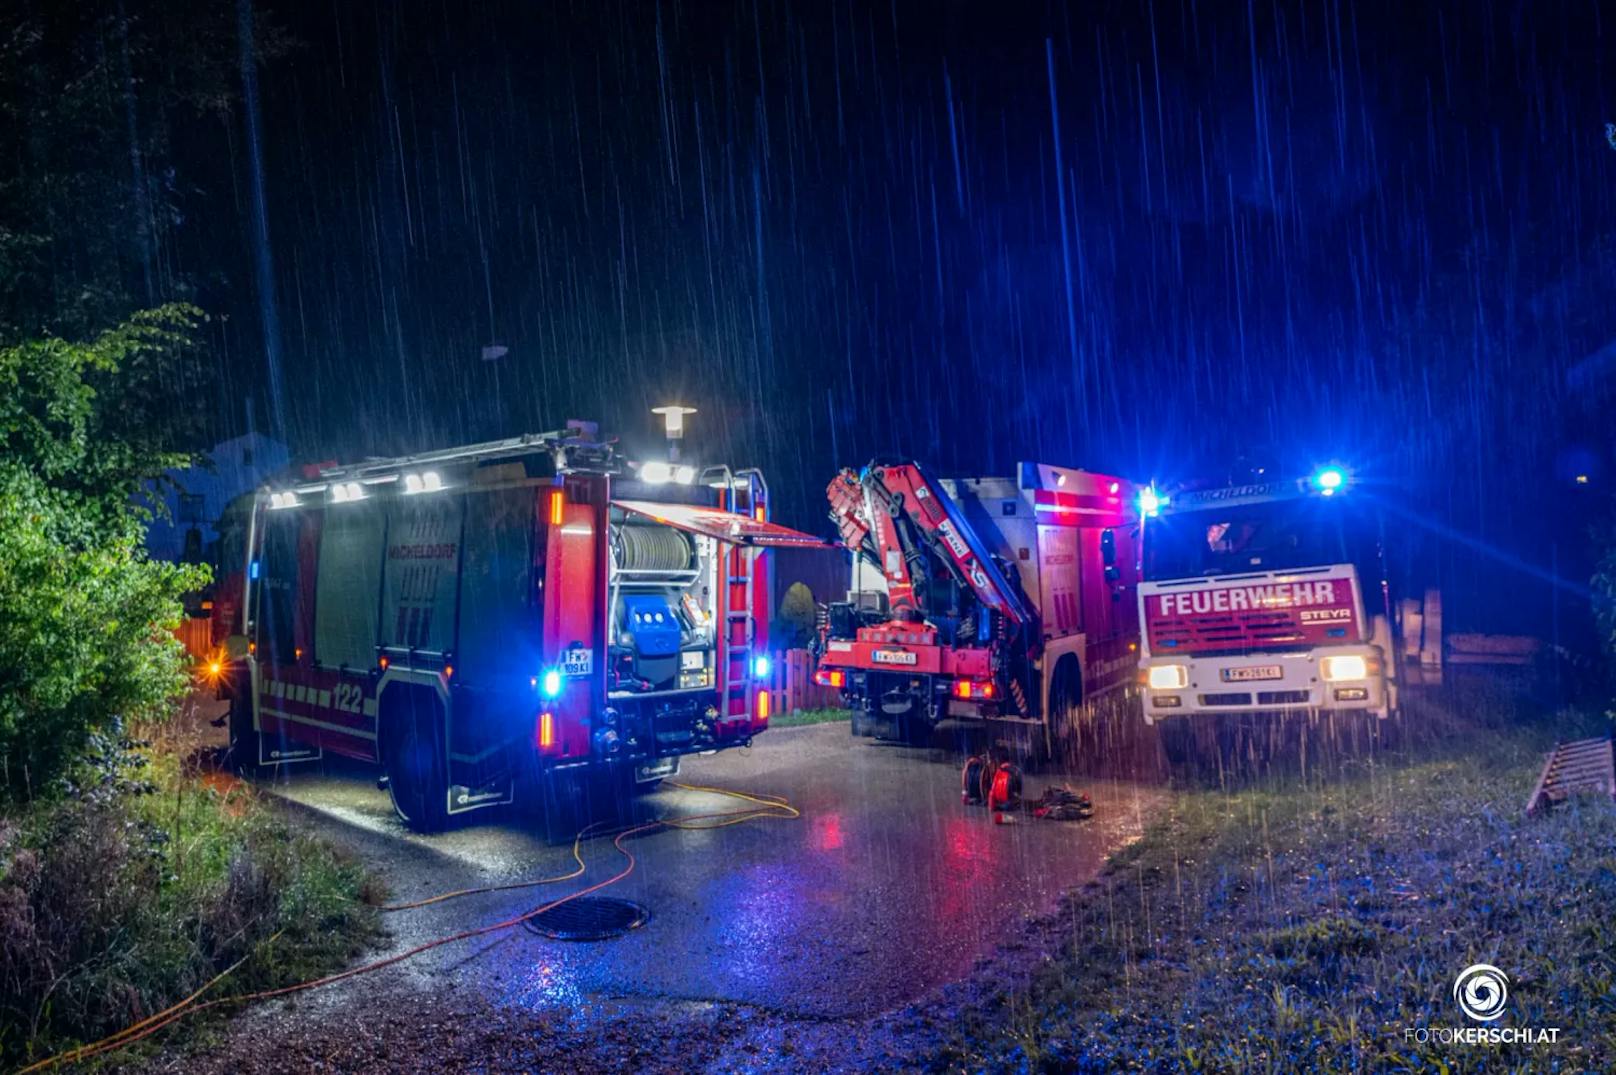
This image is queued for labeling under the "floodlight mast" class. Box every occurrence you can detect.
[651,405,697,462]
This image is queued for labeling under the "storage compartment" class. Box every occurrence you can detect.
[606,514,718,694]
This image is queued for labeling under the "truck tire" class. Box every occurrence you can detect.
[1157,716,1194,769]
[226,684,261,774]
[383,691,450,833]
[1046,657,1084,770]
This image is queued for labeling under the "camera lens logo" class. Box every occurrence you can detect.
[1453,964,1509,1022]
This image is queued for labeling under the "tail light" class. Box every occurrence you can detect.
[537,711,555,751]
[813,669,846,688]
[756,690,770,720]
[953,679,996,700]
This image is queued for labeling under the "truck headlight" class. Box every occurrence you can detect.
[1319,655,1369,682]
[1147,664,1188,690]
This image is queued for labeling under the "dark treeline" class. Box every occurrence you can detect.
[2,0,1612,636]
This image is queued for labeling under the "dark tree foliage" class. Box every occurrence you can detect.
[0,306,208,800]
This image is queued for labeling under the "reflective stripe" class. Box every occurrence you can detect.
[261,706,377,740]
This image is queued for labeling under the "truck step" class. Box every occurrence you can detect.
[1526,737,1615,816]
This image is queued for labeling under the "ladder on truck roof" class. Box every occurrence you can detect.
[278,425,617,493]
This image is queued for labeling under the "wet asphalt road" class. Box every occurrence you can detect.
[250,721,1169,1024]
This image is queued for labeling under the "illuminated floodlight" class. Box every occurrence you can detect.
[651,404,697,437]
[640,460,673,484]
[674,465,696,485]
[402,471,444,495]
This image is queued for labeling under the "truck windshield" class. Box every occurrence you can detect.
[1144,498,1362,580]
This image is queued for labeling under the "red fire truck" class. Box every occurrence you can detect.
[216,426,822,832]
[814,460,1142,760]
[1136,466,1399,759]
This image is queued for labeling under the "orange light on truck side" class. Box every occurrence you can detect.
[549,490,565,525]
[756,690,770,719]
[538,711,555,749]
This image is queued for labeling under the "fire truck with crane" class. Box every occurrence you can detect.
[211,424,824,834]
[813,460,1144,761]
[1135,465,1424,762]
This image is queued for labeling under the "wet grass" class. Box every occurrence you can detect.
[936,681,1616,1073]
[0,714,384,1070]
[770,706,852,728]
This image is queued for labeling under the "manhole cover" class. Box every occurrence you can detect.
[522,896,649,941]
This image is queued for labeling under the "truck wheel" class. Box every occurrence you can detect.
[1047,658,1084,771]
[226,686,261,774]
[383,692,450,833]
[1158,716,1194,768]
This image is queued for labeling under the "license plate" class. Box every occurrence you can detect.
[872,649,917,666]
[561,647,594,676]
[635,757,678,783]
[1222,665,1282,682]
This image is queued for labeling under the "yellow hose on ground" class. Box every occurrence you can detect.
[17,781,798,1072]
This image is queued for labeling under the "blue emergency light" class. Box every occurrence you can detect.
[1138,487,1163,518]
[1312,466,1346,495]
[540,668,563,698]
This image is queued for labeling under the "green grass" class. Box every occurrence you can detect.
[0,726,383,1069]
[933,683,1616,1073]
[771,706,853,728]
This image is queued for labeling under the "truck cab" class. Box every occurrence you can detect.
[1137,469,1395,730]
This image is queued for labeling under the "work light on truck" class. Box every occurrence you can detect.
[1319,654,1370,681]
[403,470,444,494]
[1147,664,1189,690]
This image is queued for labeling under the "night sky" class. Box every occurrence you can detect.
[13,0,1616,632]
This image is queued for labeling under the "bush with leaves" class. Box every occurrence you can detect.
[0,305,208,801]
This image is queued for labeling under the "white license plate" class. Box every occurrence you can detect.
[872,649,917,666]
[635,757,678,783]
[1222,665,1282,682]
[562,647,594,676]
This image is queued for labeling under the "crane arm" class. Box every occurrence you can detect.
[827,462,1035,627]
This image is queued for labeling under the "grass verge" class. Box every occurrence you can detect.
[936,682,1616,1073]
[0,712,383,1070]
[770,707,853,729]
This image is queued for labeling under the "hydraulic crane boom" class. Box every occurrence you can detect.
[826,462,1036,627]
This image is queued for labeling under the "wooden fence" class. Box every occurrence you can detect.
[174,615,213,663]
[760,648,841,714]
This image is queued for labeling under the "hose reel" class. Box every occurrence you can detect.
[612,524,694,573]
